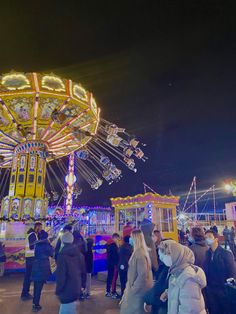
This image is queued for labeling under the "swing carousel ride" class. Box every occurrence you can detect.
[0,71,146,271]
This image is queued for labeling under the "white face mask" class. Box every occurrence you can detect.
[158,250,164,261]
[162,254,172,267]
[206,238,215,246]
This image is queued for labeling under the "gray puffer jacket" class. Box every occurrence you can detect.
[168,265,207,314]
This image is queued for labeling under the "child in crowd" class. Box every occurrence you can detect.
[106,233,120,299]
[85,237,94,298]
[0,241,6,277]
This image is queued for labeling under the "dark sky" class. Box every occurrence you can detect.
[0,1,236,209]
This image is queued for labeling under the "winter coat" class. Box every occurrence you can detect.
[0,242,6,263]
[230,229,235,243]
[85,245,93,274]
[56,243,85,304]
[189,240,208,269]
[106,240,119,267]
[73,230,87,256]
[120,248,153,314]
[223,228,230,241]
[168,265,207,314]
[118,242,133,272]
[144,265,169,313]
[204,245,236,288]
[140,219,158,272]
[31,240,54,282]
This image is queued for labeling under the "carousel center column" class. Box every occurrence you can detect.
[3,141,48,220]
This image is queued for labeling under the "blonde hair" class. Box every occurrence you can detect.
[130,229,151,267]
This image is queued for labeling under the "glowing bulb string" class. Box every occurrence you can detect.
[182,177,195,212]
[183,185,214,213]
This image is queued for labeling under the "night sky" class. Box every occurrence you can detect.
[0,1,235,209]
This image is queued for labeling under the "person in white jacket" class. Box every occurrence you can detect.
[158,240,207,314]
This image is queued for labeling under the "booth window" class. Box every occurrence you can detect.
[29,174,34,183]
[11,175,15,184]
[160,208,174,232]
[18,174,24,183]
[38,176,42,184]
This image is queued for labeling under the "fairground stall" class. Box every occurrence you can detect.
[111,192,179,241]
[0,71,146,272]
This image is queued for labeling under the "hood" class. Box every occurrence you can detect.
[27,228,35,234]
[178,265,207,289]
[61,244,80,257]
[159,240,195,274]
[194,240,207,247]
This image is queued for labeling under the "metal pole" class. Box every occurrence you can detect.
[194,176,198,220]
[213,185,216,222]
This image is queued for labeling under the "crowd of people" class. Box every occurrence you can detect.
[19,222,94,313]
[104,220,236,314]
[0,219,236,314]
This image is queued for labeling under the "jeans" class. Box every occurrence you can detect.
[106,265,118,293]
[21,257,34,296]
[86,273,92,295]
[119,269,128,296]
[59,302,77,314]
[33,281,44,306]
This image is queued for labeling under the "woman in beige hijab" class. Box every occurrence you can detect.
[120,229,153,314]
[159,240,207,314]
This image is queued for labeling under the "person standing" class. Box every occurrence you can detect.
[55,224,73,261]
[0,241,6,277]
[73,228,87,299]
[106,233,120,298]
[223,225,230,249]
[140,216,158,273]
[123,221,134,238]
[21,222,42,301]
[84,237,94,298]
[204,230,236,314]
[159,240,206,314]
[120,229,153,314]
[56,232,85,314]
[229,226,236,258]
[31,230,54,312]
[189,227,208,269]
[118,235,133,297]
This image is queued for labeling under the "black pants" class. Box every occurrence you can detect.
[33,281,44,306]
[21,257,35,297]
[206,286,231,314]
[106,265,118,293]
[119,269,128,296]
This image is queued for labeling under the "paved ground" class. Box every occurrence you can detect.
[0,274,120,314]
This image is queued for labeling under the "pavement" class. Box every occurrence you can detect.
[0,274,120,314]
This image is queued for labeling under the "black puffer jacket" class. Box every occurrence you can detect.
[118,242,132,271]
[56,243,85,304]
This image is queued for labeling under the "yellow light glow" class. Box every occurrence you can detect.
[41,75,65,92]
[73,84,88,102]
[2,73,30,90]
